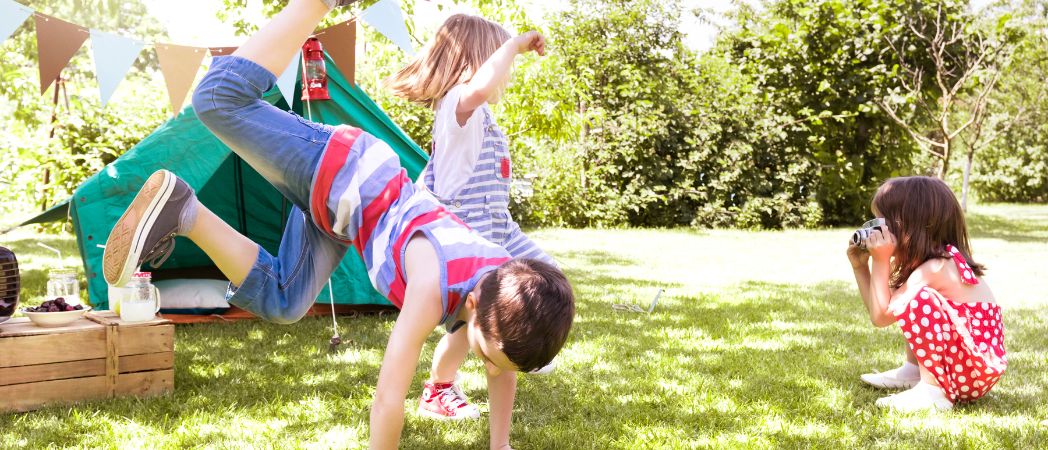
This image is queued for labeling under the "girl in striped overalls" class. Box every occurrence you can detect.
[387,14,555,420]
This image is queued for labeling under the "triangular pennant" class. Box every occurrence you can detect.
[315,19,356,85]
[90,30,144,106]
[0,0,33,45]
[155,43,206,115]
[34,14,88,94]
[361,0,414,56]
[209,46,237,57]
[276,52,300,105]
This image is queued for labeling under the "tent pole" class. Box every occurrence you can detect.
[234,155,247,234]
[299,51,342,348]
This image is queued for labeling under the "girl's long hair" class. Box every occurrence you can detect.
[872,176,986,289]
[385,14,511,108]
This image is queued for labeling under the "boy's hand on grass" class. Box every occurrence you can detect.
[514,31,546,56]
[866,227,896,263]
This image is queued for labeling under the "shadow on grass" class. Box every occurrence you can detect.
[3,235,1048,448]
[510,277,1048,448]
[967,209,1048,243]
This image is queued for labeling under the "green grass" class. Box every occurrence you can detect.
[1,203,1047,448]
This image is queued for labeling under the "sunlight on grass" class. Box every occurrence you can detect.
[1,203,1047,448]
[305,424,367,450]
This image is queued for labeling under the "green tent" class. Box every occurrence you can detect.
[23,54,427,310]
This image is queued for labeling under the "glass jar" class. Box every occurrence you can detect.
[120,272,160,322]
[46,268,80,304]
[128,272,155,303]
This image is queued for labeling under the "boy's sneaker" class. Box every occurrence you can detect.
[875,382,953,412]
[417,379,480,420]
[103,170,198,287]
[860,362,921,389]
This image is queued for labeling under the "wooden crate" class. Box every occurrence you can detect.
[0,311,173,413]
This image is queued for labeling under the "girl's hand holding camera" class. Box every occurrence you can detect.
[865,226,896,263]
[846,244,869,270]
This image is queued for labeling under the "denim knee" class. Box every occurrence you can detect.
[192,70,234,130]
[264,301,311,325]
[192,59,269,129]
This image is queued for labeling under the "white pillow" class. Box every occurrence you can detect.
[153,279,230,312]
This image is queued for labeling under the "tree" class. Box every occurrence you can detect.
[721,0,927,226]
[875,1,1015,183]
[971,0,1048,203]
[0,0,169,216]
[551,0,725,227]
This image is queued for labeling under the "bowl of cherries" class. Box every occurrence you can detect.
[22,297,91,328]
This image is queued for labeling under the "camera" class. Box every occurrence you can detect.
[851,218,886,250]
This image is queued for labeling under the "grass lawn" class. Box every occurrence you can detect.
[1,203,1047,448]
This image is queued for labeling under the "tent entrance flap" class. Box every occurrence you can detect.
[16,198,71,229]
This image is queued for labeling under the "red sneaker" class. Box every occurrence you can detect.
[417,380,480,420]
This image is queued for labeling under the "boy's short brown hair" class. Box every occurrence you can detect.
[476,259,575,372]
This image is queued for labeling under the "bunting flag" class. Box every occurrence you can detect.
[361,0,414,56]
[0,0,33,45]
[315,19,356,85]
[1,0,368,108]
[34,14,89,94]
[155,43,206,115]
[90,30,145,106]
[276,52,300,105]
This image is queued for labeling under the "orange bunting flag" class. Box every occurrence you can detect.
[315,19,356,86]
[155,43,206,116]
[34,13,88,94]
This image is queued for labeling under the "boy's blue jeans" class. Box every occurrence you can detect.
[192,56,347,323]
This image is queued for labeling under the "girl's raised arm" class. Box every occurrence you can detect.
[456,31,545,123]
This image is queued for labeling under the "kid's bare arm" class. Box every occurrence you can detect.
[487,370,517,450]
[866,235,896,327]
[846,244,878,324]
[232,0,329,77]
[369,237,443,449]
[456,31,546,125]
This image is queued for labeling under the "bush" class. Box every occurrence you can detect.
[0,74,167,214]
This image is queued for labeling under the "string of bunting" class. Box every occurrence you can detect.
[0,0,414,115]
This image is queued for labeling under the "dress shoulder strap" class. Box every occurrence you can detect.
[946,244,979,285]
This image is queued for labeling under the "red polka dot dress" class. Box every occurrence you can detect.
[893,245,1007,403]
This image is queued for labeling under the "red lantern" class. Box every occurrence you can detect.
[301,37,331,101]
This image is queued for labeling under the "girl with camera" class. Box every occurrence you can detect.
[846,176,1007,411]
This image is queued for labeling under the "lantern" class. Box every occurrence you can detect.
[0,246,19,325]
[301,37,331,101]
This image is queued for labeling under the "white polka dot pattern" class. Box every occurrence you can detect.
[891,245,1006,404]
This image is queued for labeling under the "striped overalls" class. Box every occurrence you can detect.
[422,107,554,265]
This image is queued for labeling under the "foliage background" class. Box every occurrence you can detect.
[1,0,1045,229]
[0,0,169,224]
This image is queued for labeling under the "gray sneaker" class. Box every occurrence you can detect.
[103,170,197,287]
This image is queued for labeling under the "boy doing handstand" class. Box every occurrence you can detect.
[101,1,574,448]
